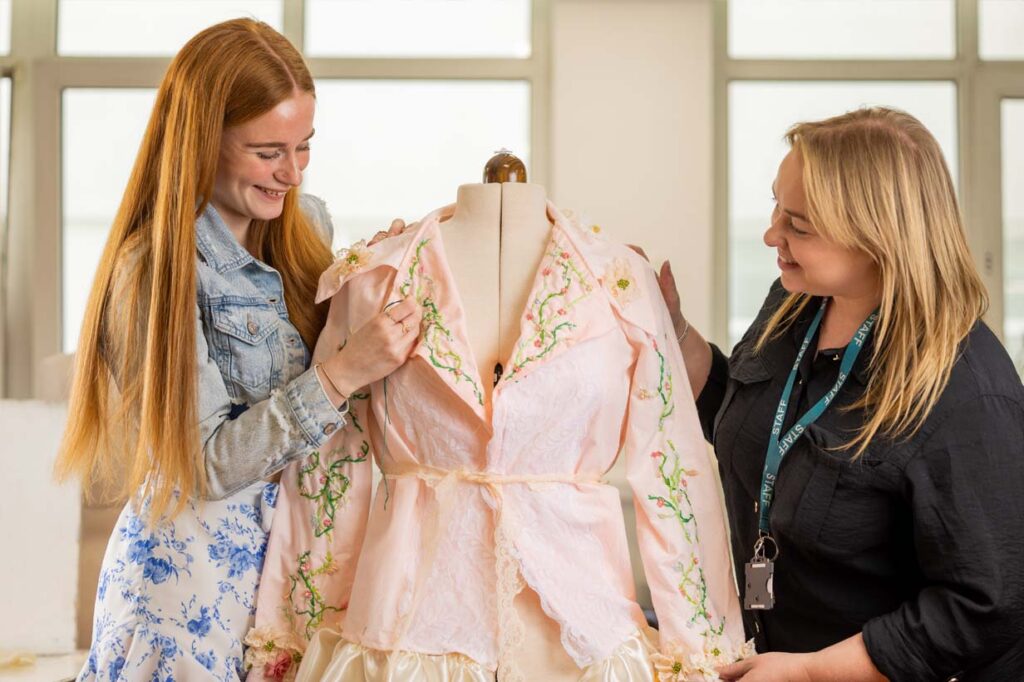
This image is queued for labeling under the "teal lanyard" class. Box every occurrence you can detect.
[757,298,878,535]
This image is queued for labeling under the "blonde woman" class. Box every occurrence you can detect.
[656,108,1024,681]
[56,19,420,681]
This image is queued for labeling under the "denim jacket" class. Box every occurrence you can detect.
[193,195,347,499]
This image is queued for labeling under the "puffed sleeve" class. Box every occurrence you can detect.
[862,394,1024,681]
[245,273,375,677]
[623,260,752,677]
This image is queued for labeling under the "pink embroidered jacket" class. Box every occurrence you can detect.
[249,203,746,675]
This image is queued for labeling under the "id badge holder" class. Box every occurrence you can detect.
[744,533,778,611]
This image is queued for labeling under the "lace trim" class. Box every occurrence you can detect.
[382,467,604,675]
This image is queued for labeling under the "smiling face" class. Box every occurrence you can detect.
[211,91,315,234]
[763,149,879,301]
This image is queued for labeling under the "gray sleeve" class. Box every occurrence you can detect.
[299,193,335,247]
[195,304,349,500]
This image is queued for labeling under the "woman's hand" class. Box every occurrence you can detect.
[718,636,888,682]
[717,653,814,682]
[368,219,407,246]
[319,296,422,400]
[627,245,712,398]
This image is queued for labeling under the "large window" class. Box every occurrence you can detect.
[1003,100,1024,374]
[727,82,957,342]
[8,1,540,360]
[308,80,530,246]
[728,0,955,60]
[57,1,283,56]
[62,89,156,353]
[980,0,1024,60]
[718,1,1024,369]
[305,0,531,58]
[0,0,9,54]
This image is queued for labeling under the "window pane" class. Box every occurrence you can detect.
[58,0,281,56]
[306,0,530,58]
[728,82,958,347]
[728,0,954,60]
[0,0,10,54]
[63,89,156,353]
[306,80,530,246]
[980,0,1024,60]
[1002,99,1024,377]
[1,79,9,247]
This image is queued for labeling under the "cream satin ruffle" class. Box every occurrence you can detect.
[294,628,656,682]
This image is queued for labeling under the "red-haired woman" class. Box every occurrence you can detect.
[56,19,419,681]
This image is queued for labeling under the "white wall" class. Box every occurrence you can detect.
[0,400,79,653]
[552,0,714,333]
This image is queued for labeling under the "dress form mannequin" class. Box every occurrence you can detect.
[441,156,581,678]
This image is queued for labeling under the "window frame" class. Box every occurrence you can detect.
[0,0,550,397]
[713,0,1024,353]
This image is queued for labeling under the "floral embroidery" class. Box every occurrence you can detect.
[651,639,756,682]
[298,446,368,538]
[648,442,724,640]
[654,339,675,428]
[506,239,592,380]
[602,257,640,306]
[330,240,373,277]
[400,238,484,405]
[243,626,303,681]
[286,551,341,639]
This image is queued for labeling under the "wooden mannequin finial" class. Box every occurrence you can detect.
[483,148,527,183]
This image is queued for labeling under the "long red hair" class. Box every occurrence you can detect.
[55,19,332,519]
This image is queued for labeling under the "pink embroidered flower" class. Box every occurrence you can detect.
[650,451,663,459]
[560,250,570,260]
[322,517,333,528]
[557,308,566,316]
[319,475,327,484]
[263,650,293,680]
[303,590,312,600]
[525,312,534,321]
[533,339,543,348]
[542,267,552,277]
[656,498,665,508]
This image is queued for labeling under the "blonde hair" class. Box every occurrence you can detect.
[55,19,333,519]
[756,107,988,454]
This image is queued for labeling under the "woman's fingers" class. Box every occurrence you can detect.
[387,218,406,237]
[626,244,650,262]
[384,296,419,322]
[367,219,407,246]
[658,261,681,304]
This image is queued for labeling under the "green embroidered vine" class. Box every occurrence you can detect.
[507,242,591,380]
[299,391,370,538]
[653,339,675,429]
[287,550,341,639]
[298,447,368,538]
[400,239,483,405]
[647,440,725,638]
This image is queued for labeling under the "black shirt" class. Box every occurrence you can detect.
[696,280,1024,682]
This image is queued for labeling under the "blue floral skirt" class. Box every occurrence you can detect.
[78,482,278,681]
